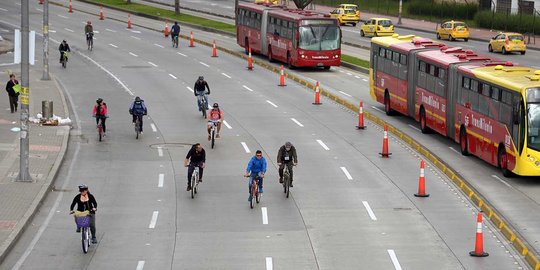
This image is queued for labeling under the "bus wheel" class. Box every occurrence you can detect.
[268,48,273,62]
[384,92,393,116]
[287,53,294,69]
[245,39,250,55]
[460,127,469,156]
[360,30,365,37]
[498,147,513,177]
[420,108,430,134]
[323,66,330,70]
[488,44,493,52]
[436,33,441,40]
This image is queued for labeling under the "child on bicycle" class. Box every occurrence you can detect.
[92,98,108,136]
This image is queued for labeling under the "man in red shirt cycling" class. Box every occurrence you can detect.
[207,102,223,140]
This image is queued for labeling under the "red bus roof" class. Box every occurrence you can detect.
[238,2,335,22]
[388,37,445,54]
[417,47,494,68]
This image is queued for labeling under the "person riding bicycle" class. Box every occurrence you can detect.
[194,76,210,112]
[85,21,94,48]
[70,184,98,244]
[171,21,180,45]
[244,150,267,197]
[277,141,298,187]
[207,102,223,140]
[184,143,206,191]
[92,98,108,136]
[129,96,147,133]
[58,40,71,63]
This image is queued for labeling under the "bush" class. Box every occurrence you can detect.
[407,0,478,21]
[474,10,540,34]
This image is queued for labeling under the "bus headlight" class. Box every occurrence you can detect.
[301,55,306,59]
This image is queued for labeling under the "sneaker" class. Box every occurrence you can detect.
[216,133,221,139]
[186,186,191,191]
[208,135,211,141]
[91,237,97,244]
[103,133,106,137]
[198,178,202,183]
[76,228,81,233]
[289,182,293,187]
[140,132,143,134]
[279,177,283,184]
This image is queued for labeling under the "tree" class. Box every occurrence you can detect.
[175,0,180,15]
[292,0,312,9]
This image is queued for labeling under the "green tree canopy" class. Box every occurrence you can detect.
[292,0,313,9]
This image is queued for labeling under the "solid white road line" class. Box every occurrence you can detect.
[371,106,384,113]
[106,28,116,32]
[387,250,403,270]
[223,120,232,129]
[408,124,421,132]
[177,52,187,57]
[148,211,159,229]
[291,118,304,127]
[266,257,273,270]
[154,43,164,48]
[186,87,194,93]
[362,201,377,221]
[316,139,330,151]
[0,8,7,11]
[150,123,157,132]
[199,62,209,67]
[136,261,145,270]
[448,147,460,155]
[147,61,157,67]
[339,91,352,97]
[221,73,231,78]
[266,100,278,108]
[158,173,164,188]
[131,30,141,34]
[64,28,74,32]
[340,167,353,180]
[242,85,254,92]
[77,52,134,96]
[492,174,513,188]
[169,74,177,79]
[261,207,268,224]
[157,147,163,157]
[130,36,141,40]
[241,142,251,153]
[129,52,138,57]
[57,14,68,19]
[48,30,56,33]
[108,43,118,48]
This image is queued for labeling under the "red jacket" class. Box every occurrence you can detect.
[92,103,108,117]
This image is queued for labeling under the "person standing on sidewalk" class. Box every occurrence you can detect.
[70,184,98,244]
[5,74,19,113]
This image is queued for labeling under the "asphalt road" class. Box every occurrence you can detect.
[0,1,532,270]
[148,0,540,69]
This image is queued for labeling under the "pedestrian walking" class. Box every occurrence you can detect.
[5,74,20,113]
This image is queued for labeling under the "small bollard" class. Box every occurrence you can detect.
[42,100,53,120]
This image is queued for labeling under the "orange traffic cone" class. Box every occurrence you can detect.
[247,48,253,70]
[414,160,430,197]
[69,0,73,13]
[470,212,489,257]
[189,31,194,47]
[379,124,392,157]
[127,14,132,29]
[99,6,104,20]
[356,101,365,129]
[164,21,169,37]
[312,82,322,105]
[212,40,218,57]
[278,65,286,86]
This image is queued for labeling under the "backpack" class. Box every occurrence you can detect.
[133,101,145,114]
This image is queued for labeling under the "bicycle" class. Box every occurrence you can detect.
[134,114,142,139]
[190,164,201,199]
[61,51,69,68]
[209,120,218,149]
[197,94,208,119]
[246,174,262,209]
[71,211,92,253]
[172,35,178,48]
[86,32,93,50]
[282,164,295,198]
[96,117,104,141]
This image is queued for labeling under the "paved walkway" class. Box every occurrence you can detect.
[0,68,70,263]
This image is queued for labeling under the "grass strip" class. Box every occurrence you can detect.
[341,54,369,69]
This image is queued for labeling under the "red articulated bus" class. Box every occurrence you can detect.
[236,2,341,69]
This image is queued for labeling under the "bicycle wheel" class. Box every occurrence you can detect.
[135,120,140,139]
[211,129,215,149]
[98,126,102,142]
[202,106,207,119]
[249,183,255,208]
[285,175,290,198]
[82,227,89,253]
[191,172,197,199]
[255,182,260,204]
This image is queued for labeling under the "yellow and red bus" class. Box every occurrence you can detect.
[236,2,341,69]
[370,34,540,176]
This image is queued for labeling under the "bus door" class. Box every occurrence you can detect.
[446,63,460,139]
[261,10,269,55]
[407,51,418,117]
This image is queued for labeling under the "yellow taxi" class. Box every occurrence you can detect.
[360,18,394,37]
[254,0,278,5]
[329,6,360,26]
[436,20,469,41]
[488,32,527,55]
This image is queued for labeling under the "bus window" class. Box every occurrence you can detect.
[471,80,479,92]
[527,88,540,151]
[482,84,490,96]
[298,23,341,51]
[392,52,400,63]
[463,77,470,89]
[478,95,489,117]
[500,103,512,127]
[491,87,500,100]
[400,54,407,65]
[470,90,480,111]
[379,47,385,57]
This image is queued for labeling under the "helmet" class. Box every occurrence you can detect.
[78,184,88,191]
[213,103,218,108]
[135,96,141,102]
[285,141,292,150]
[198,76,204,81]
[87,21,91,25]
[96,98,103,104]
[62,40,66,43]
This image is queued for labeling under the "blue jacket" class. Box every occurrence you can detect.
[246,156,267,174]
[129,100,147,115]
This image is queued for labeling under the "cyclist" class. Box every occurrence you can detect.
[58,40,71,63]
[92,98,108,136]
[69,184,98,244]
[207,102,223,140]
[244,150,267,197]
[194,76,210,112]
[171,21,180,47]
[277,141,298,187]
[129,96,148,133]
[84,21,94,50]
[184,143,206,191]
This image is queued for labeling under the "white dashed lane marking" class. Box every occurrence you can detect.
[339,91,352,97]
[261,207,268,224]
[223,120,232,129]
[291,118,304,127]
[221,73,231,78]
[154,43,164,48]
[148,61,157,67]
[106,28,116,32]
[108,43,118,48]
[265,257,273,270]
[150,123,157,132]
[64,28,74,32]
[340,167,353,180]
[129,52,138,57]
[158,174,164,187]
[169,74,177,79]
[57,14,68,19]
[266,100,278,108]
[186,87,194,93]
[130,36,141,40]
[136,261,145,270]
[408,124,421,132]
[362,201,377,221]
[199,62,209,67]
[157,147,163,157]
[177,52,187,57]
[148,211,159,229]
[316,140,330,151]
[242,85,254,92]
[387,250,403,270]
[241,142,250,153]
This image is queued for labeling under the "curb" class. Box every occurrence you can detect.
[49,2,540,269]
[0,74,71,265]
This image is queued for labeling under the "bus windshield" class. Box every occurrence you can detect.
[299,25,341,51]
[527,88,540,151]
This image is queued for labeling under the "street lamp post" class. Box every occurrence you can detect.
[42,0,49,80]
[18,0,32,182]
[398,0,403,25]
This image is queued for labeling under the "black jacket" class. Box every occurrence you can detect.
[5,79,19,97]
[277,145,298,163]
[70,193,98,214]
[59,43,71,52]
[186,147,206,164]
[194,81,210,94]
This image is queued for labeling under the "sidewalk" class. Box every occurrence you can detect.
[297,3,540,50]
[0,68,70,264]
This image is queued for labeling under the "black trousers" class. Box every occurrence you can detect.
[279,162,294,181]
[8,95,18,113]
[96,116,106,133]
[187,163,204,186]
[132,114,143,132]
